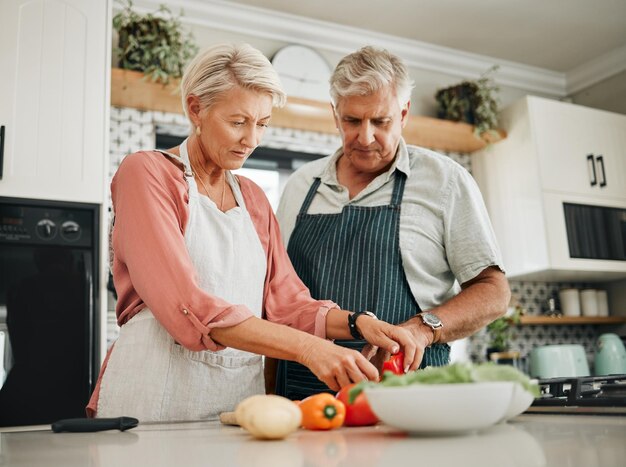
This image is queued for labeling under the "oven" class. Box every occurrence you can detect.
[0,197,99,426]
[527,375,626,415]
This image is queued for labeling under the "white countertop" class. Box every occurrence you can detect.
[1,414,625,467]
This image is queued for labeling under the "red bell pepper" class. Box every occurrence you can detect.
[382,352,404,375]
[336,383,379,426]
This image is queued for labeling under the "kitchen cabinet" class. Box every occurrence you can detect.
[473,96,626,282]
[0,0,110,203]
[531,97,626,199]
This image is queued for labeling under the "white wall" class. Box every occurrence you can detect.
[189,25,553,117]
[570,70,626,115]
[115,0,624,116]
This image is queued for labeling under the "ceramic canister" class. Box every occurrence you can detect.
[559,288,581,317]
[580,289,599,317]
[596,290,609,317]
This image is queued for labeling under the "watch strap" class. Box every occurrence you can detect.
[348,311,376,339]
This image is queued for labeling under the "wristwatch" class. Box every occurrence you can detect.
[419,312,443,344]
[348,311,377,339]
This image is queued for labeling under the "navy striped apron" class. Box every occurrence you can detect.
[277,171,449,400]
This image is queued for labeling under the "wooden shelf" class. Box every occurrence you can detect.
[110,68,505,153]
[520,316,626,325]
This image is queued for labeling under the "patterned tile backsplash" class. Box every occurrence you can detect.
[107,107,610,373]
[469,280,601,372]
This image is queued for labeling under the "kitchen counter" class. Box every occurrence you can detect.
[1,414,625,467]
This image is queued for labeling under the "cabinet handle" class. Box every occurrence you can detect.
[596,155,606,187]
[586,154,597,186]
[0,125,4,180]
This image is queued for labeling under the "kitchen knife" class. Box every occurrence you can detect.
[51,417,139,433]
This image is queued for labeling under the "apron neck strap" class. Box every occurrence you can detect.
[389,171,407,207]
[178,138,193,173]
[298,178,323,215]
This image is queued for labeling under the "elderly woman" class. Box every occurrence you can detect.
[87,43,416,422]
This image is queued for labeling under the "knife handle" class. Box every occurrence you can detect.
[51,416,139,433]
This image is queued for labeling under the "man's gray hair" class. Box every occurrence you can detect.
[329,46,414,108]
[181,43,286,127]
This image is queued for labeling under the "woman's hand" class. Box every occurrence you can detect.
[298,339,379,391]
[357,318,421,372]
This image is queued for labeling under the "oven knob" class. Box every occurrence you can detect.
[36,219,57,239]
[61,220,81,241]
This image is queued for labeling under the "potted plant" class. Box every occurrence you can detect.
[435,65,500,139]
[113,0,198,84]
[486,304,524,365]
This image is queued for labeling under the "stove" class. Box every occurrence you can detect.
[526,374,626,415]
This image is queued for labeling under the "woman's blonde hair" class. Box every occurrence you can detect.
[329,46,414,108]
[181,43,286,126]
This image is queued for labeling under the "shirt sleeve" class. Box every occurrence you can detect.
[111,152,255,351]
[442,165,505,285]
[240,176,337,338]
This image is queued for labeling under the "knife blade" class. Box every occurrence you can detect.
[51,417,139,433]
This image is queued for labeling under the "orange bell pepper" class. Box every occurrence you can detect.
[299,393,346,430]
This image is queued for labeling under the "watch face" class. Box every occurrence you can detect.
[422,313,442,327]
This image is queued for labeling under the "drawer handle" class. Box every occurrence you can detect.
[0,125,4,180]
[586,154,597,186]
[596,155,606,187]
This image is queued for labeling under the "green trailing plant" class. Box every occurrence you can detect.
[435,65,500,139]
[113,0,198,84]
[486,305,523,352]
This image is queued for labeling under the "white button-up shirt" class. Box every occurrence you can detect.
[276,139,505,311]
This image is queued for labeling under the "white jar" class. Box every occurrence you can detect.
[559,288,581,317]
[580,289,599,317]
[596,290,609,317]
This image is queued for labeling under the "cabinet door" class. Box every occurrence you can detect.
[530,97,626,200]
[0,0,109,203]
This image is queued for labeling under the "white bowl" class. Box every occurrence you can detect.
[364,382,514,435]
[501,382,535,422]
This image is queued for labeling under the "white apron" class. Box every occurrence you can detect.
[98,140,267,422]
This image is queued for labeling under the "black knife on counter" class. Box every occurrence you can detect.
[51,417,139,433]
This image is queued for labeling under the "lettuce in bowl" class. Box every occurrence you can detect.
[350,362,539,403]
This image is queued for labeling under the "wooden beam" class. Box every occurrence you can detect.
[110,68,505,153]
[111,68,183,113]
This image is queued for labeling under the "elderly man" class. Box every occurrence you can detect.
[273,45,510,400]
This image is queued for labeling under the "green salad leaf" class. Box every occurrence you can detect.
[349,362,539,403]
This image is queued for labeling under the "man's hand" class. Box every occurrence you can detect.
[356,317,419,372]
[361,316,433,372]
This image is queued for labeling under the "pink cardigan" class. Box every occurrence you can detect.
[87,150,335,416]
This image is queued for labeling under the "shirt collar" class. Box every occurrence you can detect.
[319,138,411,187]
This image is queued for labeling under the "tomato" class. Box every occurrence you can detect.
[335,383,379,427]
[382,352,404,375]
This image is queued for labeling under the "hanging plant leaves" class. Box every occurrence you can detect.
[435,66,501,140]
[113,0,198,85]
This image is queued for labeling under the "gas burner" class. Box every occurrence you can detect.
[527,374,626,415]
[598,383,626,398]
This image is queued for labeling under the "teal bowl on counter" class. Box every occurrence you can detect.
[529,344,590,378]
